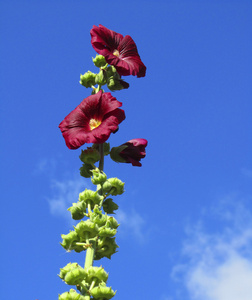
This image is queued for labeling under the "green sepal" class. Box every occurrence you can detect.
[80,163,94,178]
[92,54,107,68]
[79,189,103,209]
[102,198,119,214]
[74,220,99,239]
[68,201,86,220]
[61,231,84,253]
[91,168,107,185]
[80,71,96,88]
[110,145,128,163]
[90,285,116,299]
[95,237,119,260]
[90,206,107,227]
[85,266,108,285]
[58,289,85,300]
[79,148,100,165]
[59,263,86,285]
[102,178,125,196]
[92,143,110,156]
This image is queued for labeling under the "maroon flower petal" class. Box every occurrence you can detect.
[90,24,146,78]
[59,91,125,149]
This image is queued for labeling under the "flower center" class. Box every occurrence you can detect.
[89,118,101,130]
[113,49,120,57]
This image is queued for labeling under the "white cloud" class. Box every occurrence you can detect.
[117,209,146,243]
[47,176,91,219]
[172,198,252,300]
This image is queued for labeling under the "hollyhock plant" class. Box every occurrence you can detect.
[90,24,146,78]
[59,90,125,149]
[110,139,148,167]
[57,25,147,300]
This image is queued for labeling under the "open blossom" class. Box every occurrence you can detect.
[110,139,148,167]
[59,91,125,149]
[90,24,146,78]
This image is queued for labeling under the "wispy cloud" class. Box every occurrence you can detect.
[117,208,146,243]
[172,197,252,300]
[47,176,91,220]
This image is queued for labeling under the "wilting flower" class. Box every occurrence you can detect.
[110,139,148,167]
[90,24,146,78]
[59,91,125,149]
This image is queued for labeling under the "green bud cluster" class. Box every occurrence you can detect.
[59,167,123,299]
[80,55,129,93]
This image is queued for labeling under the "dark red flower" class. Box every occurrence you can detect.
[90,24,146,78]
[110,139,148,167]
[59,91,125,149]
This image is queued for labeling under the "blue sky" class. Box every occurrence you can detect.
[1,1,252,299]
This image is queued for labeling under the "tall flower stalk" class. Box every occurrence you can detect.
[58,25,147,300]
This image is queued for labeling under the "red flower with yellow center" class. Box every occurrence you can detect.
[59,91,125,149]
[90,24,146,78]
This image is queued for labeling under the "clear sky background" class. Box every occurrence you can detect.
[1,1,252,299]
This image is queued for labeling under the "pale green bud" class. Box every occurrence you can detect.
[90,206,107,226]
[58,289,85,300]
[68,201,86,220]
[91,168,107,185]
[102,178,125,196]
[61,231,84,253]
[59,263,86,286]
[80,71,96,88]
[74,220,99,239]
[79,189,103,209]
[92,54,107,68]
[95,237,119,260]
[90,285,116,300]
[85,266,108,285]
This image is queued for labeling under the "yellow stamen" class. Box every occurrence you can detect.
[113,49,120,57]
[89,118,101,130]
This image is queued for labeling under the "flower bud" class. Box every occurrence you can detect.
[80,71,96,88]
[110,139,148,167]
[90,285,116,299]
[79,189,103,209]
[92,54,107,68]
[102,198,119,214]
[74,220,99,239]
[95,69,107,85]
[61,230,84,253]
[98,216,119,238]
[102,178,124,196]
[90,206,107,226]
[68,201,86,220]
[91,168,107,185]
[79,148,100,165]
[95,237,119,260]
[58,289,85,300]
[59,263,86,285]
[107,77,129,92]
[80,163,94,178]
[85,266,108,285]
